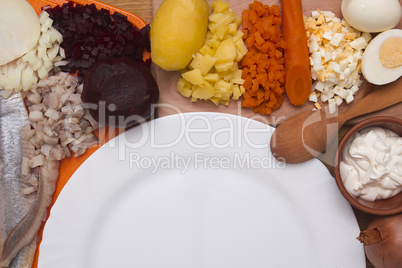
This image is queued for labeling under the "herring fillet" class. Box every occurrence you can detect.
[0,93,36,268]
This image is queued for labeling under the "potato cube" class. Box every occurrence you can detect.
[234,15,241,27]
[214,79,231,92]
[189,52,204,69]
[192,81,215,99]
[215,38,236,64]
[177,78,193,98]
[216,24,229,40]
[228,23,237,36]
[232,84,241,100]
[204,73,220,82]
[235,39,247,56]
[209,97,220,106]
[199,54,218,75]
[180,87,193,98]
[209,13,224,24]
[208,12,235,35]
[199,44,215,56]
[232,30,244,42]
[182,69,204,85]
[177,78,188,92]
[212,0,230,13]
[208,38,221,50]
[215,62,234,72]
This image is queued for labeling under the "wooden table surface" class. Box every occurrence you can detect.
[101,0,377,266]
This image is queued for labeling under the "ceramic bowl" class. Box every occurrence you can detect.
[334,116,402,215]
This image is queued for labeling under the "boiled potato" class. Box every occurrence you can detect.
[177,0,246,106]
[151,0,209,71]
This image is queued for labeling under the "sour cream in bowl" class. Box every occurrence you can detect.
[334,116,402,215]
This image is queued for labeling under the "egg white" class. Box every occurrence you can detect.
[361,29,402,85]
[341,0,402,33]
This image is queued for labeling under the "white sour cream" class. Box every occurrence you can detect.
[340,126,402,201]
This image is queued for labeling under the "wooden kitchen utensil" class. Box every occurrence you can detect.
[270,79,402,164]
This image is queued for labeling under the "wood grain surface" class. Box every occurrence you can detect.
[83,1,400,267]
[151,0,402,128]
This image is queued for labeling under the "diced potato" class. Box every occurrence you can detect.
[198,54,217,75]
[214,79,231,92]
[215,24,229,40]
[209,13,224,24]
[208,39,221,49]
[180,87,193,98]
[192,81,215,99]
[215,38,236,64]
[181,69,204,85]
[209,97,220,106]
[204,73,220,82]
[235,39,248,56]
[208,12,235,36]
[228,23,237,36]
[234,14,242,27]
[232,84,241,100]
[189,52,204,70]
[215,62,234,72]
[199,44,215,56]
[177,78,188,92]
[176,0,247,106]
[232,30,244,42]
[211,0,229,13]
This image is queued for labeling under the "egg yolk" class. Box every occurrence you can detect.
[379,37,402,69]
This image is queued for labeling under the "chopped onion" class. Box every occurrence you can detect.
[0,0,41,65]
[0,11,65,98]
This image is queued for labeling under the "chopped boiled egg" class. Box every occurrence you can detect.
[304,9,369,114]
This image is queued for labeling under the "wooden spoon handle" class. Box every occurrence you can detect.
[343,79,402,121]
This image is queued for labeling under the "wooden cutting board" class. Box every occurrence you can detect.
[152,0,402,127]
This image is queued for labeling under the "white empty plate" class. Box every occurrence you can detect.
[38,112,365,268]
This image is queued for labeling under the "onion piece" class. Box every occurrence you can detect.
[357,214,402,268]
[0,0,41,65]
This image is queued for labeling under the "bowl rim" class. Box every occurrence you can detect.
[334,116,402,215]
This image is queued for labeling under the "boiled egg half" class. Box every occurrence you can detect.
[361,29,402,85]
[341,0,401,33]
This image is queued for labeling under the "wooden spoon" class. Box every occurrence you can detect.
[270,79,402,164]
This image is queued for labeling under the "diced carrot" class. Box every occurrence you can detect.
[254,32,265,46]
[256,72,267,85]
[241,29,248,39]
[242,66,250,78]
[253,0,265,16]
[249,64,257,78]
[271,5,280,16]
[268,72,275,83]
[241,96,259,108]
[240,0,286,115]
[273,16,282,25]
[248,9,260,24]
[242,10,252,30]
[245,34,256,48]
[256,89,265,100]
[243,76,253,91]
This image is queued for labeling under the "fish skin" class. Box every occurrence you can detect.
[0,93,36,268]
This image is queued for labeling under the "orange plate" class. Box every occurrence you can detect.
[24,0,148,267]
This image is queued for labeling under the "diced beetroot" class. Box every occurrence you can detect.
[45,1,151,77]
